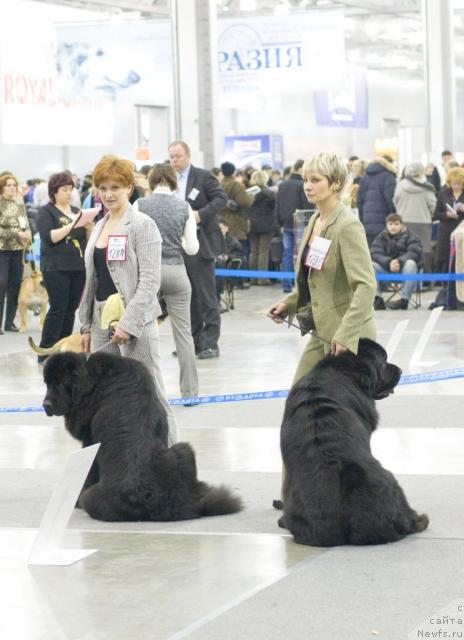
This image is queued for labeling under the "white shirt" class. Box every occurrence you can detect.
[176,165,190,201]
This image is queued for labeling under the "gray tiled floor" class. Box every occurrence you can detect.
[0,285,463,639]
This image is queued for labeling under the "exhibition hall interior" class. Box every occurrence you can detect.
[1,0,464,639]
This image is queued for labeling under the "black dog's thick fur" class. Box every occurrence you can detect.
[280,339,428,546]
[42,351,242,522]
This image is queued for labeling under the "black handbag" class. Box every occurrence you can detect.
[295,303,316,336]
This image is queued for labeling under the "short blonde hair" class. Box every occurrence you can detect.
[304,153,348,194]
[249,170,268,188]
[93,155,134,188]
[446,166,464,187]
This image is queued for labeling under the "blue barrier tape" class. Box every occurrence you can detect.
[1,367,463,413]
[215,268,293,279]
[215,268,464,282]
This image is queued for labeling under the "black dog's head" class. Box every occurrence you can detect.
[42,352,88,416]
[354,339,402,400]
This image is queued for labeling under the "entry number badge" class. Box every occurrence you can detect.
[305,236,332,271]
[107,235,128,262]
[187,187,199,201]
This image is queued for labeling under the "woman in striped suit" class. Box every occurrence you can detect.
[78,156,178,445]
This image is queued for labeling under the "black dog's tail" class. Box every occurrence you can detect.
[415,513,429,533]
[199,484,243,516]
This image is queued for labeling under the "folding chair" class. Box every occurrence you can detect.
[383,275,421,309]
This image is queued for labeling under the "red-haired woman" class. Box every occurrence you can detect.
[0,174,32,333]
[78,155,178,445]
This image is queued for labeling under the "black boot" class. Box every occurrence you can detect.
[373,296,386,310]
[386,298,409,310]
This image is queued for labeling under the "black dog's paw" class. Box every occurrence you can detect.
[278,515,287,529]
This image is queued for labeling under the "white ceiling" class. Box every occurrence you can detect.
[26,0,464,78]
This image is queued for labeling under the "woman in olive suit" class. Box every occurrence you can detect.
[268,153,377,504]
[268,152,377,383]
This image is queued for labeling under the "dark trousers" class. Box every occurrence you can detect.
[280,227,294,293]
[40,270,86,348]
[184,254,220,352]
[366,233,378,248]
[249,232,273,284]
[0,250,23,329]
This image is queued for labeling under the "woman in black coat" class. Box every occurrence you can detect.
[247,170,276,285]
[433,167,464,273]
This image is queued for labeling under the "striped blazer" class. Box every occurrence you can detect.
[79,205,162,338]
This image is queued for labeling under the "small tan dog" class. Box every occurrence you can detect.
[28,334,82,355]
[28,301,168,354]
[18,270,48,332]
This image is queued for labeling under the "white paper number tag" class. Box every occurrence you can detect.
[188,187,199,201]
[305,236,332,271]
[17,216,27,230]
[106,235,127,261]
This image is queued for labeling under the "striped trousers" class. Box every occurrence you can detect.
[90,299,178,446]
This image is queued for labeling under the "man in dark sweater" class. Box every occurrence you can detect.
[371,213,424,310]
[275,159,313,293]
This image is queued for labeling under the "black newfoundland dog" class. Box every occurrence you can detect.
[279,339,428,546]
[42,351,242,522]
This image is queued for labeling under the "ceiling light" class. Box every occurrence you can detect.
[347,49,362,63]
[239,0,256,11]
[364,21,381,38]
[274,1,290,16]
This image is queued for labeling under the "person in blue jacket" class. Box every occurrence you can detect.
[357,155,397,246]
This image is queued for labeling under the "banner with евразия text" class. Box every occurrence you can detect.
[217,10,345,108]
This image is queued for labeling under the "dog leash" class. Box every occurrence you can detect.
[286,320,333,346]
[271,312,332,346]
[92,340,113,353]
[89,324,133,354]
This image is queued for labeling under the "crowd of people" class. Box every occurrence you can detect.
[0,146,463,396]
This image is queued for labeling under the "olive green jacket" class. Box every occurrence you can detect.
[283,202,377,353]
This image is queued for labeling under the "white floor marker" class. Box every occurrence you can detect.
[28,444,100,566]
[409,306,444,370]
[385,319,410,362]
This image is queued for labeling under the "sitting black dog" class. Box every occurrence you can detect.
[42,351,242,522]
[279,339,428,546]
